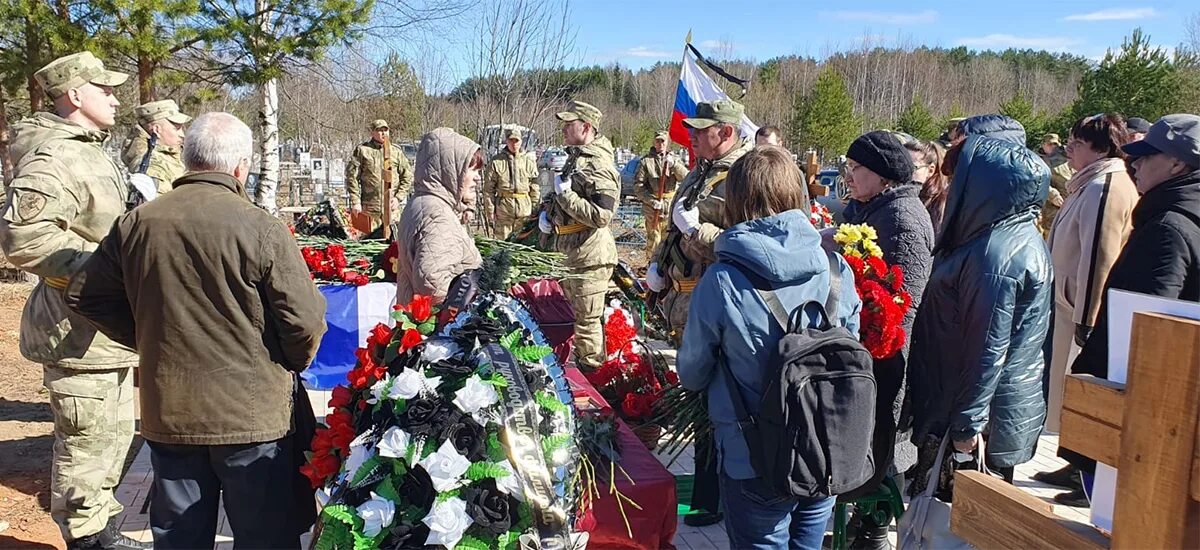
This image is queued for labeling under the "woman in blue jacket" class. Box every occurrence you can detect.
[677,146,862,549]
[908,134,1053,489]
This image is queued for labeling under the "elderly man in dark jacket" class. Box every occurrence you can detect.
[909,134,1052,488]
[1055,114,1200,505]
[65,112,327,549]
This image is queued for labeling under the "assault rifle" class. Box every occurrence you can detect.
[645,161,708,310]
[126,131,159,210]
[613,261,668,340]
[381,134,393,240]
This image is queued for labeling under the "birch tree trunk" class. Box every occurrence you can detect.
[256,77,280,213]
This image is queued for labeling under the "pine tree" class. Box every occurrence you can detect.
[998,91,1049,147]
[1070,28,1188,121]
[895,95,939,141]
[791,67,860,159]
[90,0,203,104]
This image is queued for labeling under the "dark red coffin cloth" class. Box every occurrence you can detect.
[566,368,678,550]
[509,279,575,366]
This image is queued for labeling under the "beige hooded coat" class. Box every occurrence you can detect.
[395,128,483,304]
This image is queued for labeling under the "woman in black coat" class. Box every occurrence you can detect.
[833,131,935,549]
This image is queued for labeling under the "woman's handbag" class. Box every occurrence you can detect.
[897,432,985,550]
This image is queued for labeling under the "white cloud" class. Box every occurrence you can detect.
[955,34,1082,52]
[620,46,673,59]
[820,9,938,25]
[1064,8,1157,22]
[700,39,732,50]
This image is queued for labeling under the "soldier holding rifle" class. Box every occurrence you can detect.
[634,131,688,263]
[483,127,540,238]
[121,99,191,196]
[346,119,413,235]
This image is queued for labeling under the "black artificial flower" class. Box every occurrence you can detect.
[461,478,519,536]
[445,417,488,462]
[398,464,437,510]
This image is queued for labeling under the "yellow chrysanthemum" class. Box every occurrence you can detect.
[864,241,883,259]
[861,225,878,242]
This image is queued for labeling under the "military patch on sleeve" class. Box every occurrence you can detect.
[17,192,47,221]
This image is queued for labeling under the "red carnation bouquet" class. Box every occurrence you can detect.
[299,242,377,286]
[583,303,677,448]
[834,223,913,359]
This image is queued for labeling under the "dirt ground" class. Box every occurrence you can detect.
[0,283,63,548]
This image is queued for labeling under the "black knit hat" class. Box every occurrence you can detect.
[846,131,915,183]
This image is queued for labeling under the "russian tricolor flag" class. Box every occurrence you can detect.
[302,282,396,390]
[670,40,759,162]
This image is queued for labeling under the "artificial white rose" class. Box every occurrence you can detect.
[357,491,395,537]
[377,426,412,460]
[368,375,390,404]
[452,375,499,415]
[388,368,441,400]
[343,435,376,479]
[418,440,471,493]
[423,497,472,548]
[422,340,461,363]
[492,460,525,502]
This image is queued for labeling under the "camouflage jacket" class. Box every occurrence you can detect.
[483,148,539,209]
[121,125,185,196]
[634,149,688,204]
[547,135,620,268]
[0,112,138,369]
[653,138,754,281]
[346,139,414,210]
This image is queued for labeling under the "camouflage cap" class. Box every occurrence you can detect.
[555,100,603,126]
[135,99,191,125]
[1042,133,1062,145]
[504,127,522,140]
[654,130,669,141]
[370,119,390,130]
[35,51,129,98]
[683,99,744,129]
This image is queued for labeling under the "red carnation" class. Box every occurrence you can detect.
[844,255,866,278]
[328,385,353,409]
[327,245,348,270]
[867,256,887,277]
[367,323,393,350]
[404,295,433,323]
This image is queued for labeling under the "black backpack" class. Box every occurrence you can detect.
[725,251,877,498]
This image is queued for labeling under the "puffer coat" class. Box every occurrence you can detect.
[841,182,933,487]
[958,114,1027,146]
[909,135,1052,468]
[395,128,483,304]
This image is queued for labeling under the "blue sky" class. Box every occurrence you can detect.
[559,1,1192,69]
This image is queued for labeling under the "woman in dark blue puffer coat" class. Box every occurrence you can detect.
[909,134,1053,489]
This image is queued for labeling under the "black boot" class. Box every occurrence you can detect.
[91,517,153,550]
[1032,465,1081,490]
[1053,488,1091,508]
[683,510,723,527]
[849,522,891,550]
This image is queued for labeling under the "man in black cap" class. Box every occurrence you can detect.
[1059,114,1200,506]
[1126,117,1151,141]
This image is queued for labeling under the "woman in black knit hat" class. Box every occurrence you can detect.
[830,130,935,550]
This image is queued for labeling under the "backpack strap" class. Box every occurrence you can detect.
[824,250,841,326]
[756,287,792,332]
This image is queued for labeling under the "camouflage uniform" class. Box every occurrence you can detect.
[1038,135,1075,236]
[548,101,620,370]
[0,52,139,543]
[483,128,540,238]
[651,100,754,343]
[634,131,688,261]
[346,119,414,232]
[120,99,191,196]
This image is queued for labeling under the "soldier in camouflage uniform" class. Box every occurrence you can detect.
[0,52,147,550]
[121,99,191,196]
[634,131,688,262]
[644,99,753,527]
[346,119,414,233]
[1038,133,1075,236]
[483,127,540,238]
[538,101,620,371]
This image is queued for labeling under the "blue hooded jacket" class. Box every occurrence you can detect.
[677,209,862,480]
[909,135,1053,467]
[958,114,1027,146]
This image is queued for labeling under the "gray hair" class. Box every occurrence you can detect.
[182,112,253,174]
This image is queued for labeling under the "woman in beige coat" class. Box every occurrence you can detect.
[395,128,484,304]
[1043,114,1138,440]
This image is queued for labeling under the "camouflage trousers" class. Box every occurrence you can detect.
[662,287,694,347]
[562,264,613,370]
[364,200,407,234]
[641,203,669,263]
[494,195,533,239]
[44,365,136,541]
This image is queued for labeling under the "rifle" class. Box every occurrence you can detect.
[612,261,668,340]
[649,152,669,229]
[127,131,159,210]
[645,161,709,309]
[381,134,394,240]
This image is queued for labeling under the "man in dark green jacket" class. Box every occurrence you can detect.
[66,112,327,548]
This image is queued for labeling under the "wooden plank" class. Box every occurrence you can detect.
[1194,418,1200,501]
[951,470,1109,550]
[1063,375,1126,429]
[1111,313,1200,550]
[1059,408,1121,467]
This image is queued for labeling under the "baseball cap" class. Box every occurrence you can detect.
[34,51,129,98]
[1122,114,1200,168]
[1042,133,1061,145]
[1127,117,1151,134]
[682,99,744,129]
[654,131,669,141]
[370,119,390,130]
[504,127,522,140]
[135,99,191,125]
[555,101,603,126]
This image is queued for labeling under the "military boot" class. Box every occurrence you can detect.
[68,518,153,550]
